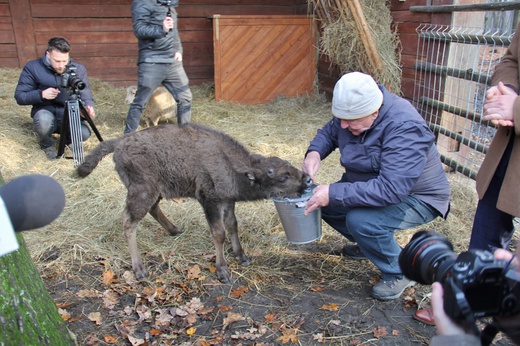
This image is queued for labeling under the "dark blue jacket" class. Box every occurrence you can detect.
[131,0,183,64]
[307,86,451,217]
[14,53,94,121]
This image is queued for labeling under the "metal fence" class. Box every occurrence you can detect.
[412,24,514,182]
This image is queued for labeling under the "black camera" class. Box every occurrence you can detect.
[61,66,86,91]
[399,230,520,320]
[157,0,179,7]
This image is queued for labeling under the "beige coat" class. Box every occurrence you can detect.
[475,23,520,217]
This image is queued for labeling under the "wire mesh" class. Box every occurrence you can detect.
[413,23,515,183]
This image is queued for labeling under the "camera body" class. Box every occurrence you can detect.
[399,230,520,320]
[157,0,179,7]
[60,66,86,91]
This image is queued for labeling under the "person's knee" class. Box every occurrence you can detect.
[81,124,91,141]
[33,111,55,135]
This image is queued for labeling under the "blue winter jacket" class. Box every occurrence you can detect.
[307,86,451,218]
[131,0,183,64]
[14,53,94,121]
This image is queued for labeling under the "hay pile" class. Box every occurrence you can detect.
[309,0,402,94]
[0,68,483,291]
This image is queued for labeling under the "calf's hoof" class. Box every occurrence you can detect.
[237,254,251,266]
[217,268,233,284]
[133,264,149,280]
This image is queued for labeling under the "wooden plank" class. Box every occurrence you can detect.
[214,14,315,104]
[10,0,38,67]
[31,4,131,18]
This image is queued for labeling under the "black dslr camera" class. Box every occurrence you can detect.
[157,0,179,7]
[61,66,86,91]
[399,230,520,320]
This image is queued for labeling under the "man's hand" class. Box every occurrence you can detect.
[163,16,174,33]
[42,87,60,100]
[304,184,329,216]
[301,151,321,181]
[84,105,96,118]
[483,81,516,126]
[174,52,182,61]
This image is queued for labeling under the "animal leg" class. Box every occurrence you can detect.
[122,209,148,279]
[152,115,160,126]
[203,203,232,283]
[223,202,250,266]
[149,197,181,235]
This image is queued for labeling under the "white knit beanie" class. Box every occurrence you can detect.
[331,72,383,120]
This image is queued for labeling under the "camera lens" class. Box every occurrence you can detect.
[399,230,457,285]
[70,78,86,90]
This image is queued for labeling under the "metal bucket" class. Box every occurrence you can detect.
[272,187,322,244]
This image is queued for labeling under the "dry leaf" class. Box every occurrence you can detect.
[186,327,197,335]
[58,308,71,321]
[321,303,339,311]
[77,289,101,298]
[187,264,202,280]
[373,325,388,338]
[230,286,248,299]
[222,312,245,330]
[310,285,326,292]
[392,329,400,336]
[102,269,117,285]
[103,335,119,344]
[88,311,102,325]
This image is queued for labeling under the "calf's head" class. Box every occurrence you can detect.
[248,155,313,198]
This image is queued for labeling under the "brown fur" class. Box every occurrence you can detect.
[125,85,177,127]
[77,123,312,283]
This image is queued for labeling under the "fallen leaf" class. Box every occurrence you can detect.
[187,264,202,280]
[186,327,197,335]
[222,312,245,330]
[58,308,71,321]
[373,325,388,338]
[102,269,117,285]
[104,335,118,344]
[77,289,101,298]
[218,305,233,312]
[321,303,339,311]
[88,311,102,325]
[392,329,400,336]
[230,286,248,299]
[310,285,326,292]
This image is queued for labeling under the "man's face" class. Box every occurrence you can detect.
[46,50,69,74]
[339,112,378,136]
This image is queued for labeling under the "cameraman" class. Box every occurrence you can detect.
[431,246,520,345]
[14,37,95,160]
[123,0,192,135]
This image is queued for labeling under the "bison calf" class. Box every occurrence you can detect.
[77,123,312,283]
[125,85,177,127]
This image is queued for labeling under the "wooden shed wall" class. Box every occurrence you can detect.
[0,0,308,87]
[0,0,452,101]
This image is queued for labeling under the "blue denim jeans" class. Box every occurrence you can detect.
[469,136,515,252]
[322,195,441,281]
[33,109,91,149]
[124,61,192,134]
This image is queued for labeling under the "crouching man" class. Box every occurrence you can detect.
[302,72,451,301]
[14,37,96,160]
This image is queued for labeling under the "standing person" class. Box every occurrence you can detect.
[14,36,95,160]
[124,0,192,135]
[302,72,451,301]
[414,22,520,326]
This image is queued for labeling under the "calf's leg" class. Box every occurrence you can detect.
[122,209,148,279]
[222,202,250,266]
[149,197,181,235]
[203,202,233,283]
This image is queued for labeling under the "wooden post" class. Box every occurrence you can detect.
[9,0,38,67]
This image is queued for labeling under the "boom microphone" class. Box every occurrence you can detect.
[0,174,66,232]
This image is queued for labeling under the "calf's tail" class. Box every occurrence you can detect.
[76,137,123,178]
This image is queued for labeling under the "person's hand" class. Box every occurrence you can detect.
[301,151,321,181]
[163,16,174,32]
[483,81,516,127]
[431,282,469,336]
[304,184,329,216]
[174,52,182,61]
[84,105,95,118]
[42,87,60,100]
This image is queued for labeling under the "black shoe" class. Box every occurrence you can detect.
[341,245,367,260]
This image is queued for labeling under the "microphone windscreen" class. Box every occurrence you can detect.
[0,174,66,232]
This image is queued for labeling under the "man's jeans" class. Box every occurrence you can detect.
[322,195,440,281]
[33,110,91,149]
[124,61,192,134]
